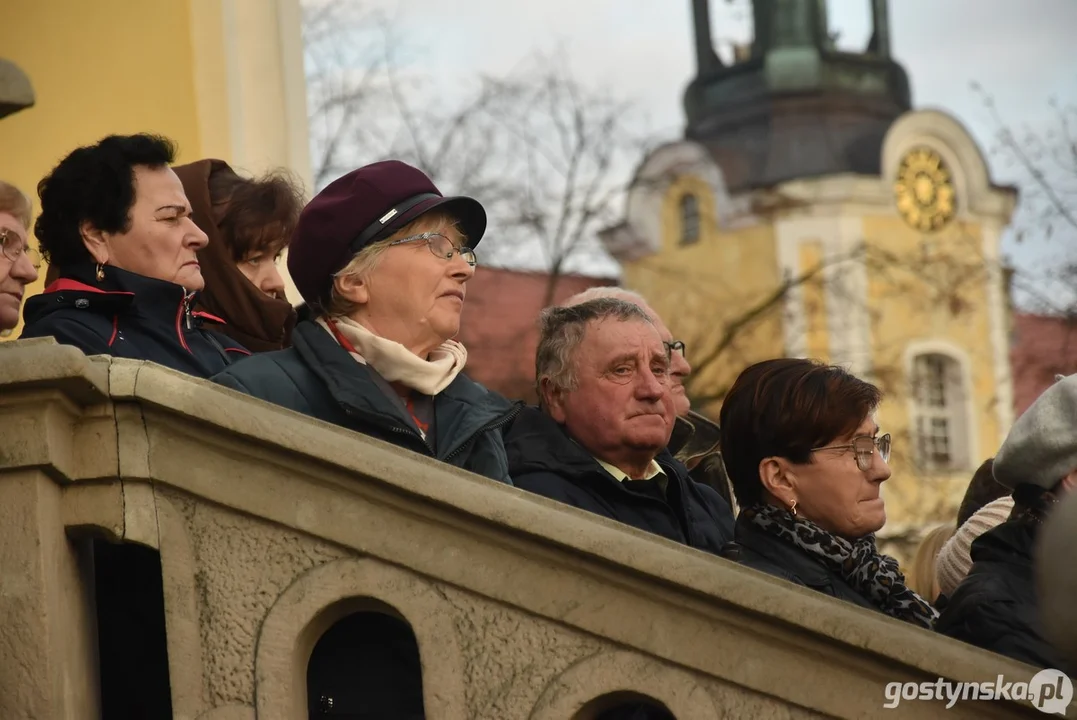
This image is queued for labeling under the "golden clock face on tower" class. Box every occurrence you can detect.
[894,148,956,232]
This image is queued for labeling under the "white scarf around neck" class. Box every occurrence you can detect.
[318,315,467,396]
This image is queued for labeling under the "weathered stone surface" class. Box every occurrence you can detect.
[0,342,1058,719]
[0,471,100,720]
[160,489,347,708]
[434,584,605,717]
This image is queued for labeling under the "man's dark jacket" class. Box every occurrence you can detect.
[212,320,519,484]
[504,406,734,553]
[936,519,1069,671]
[21,264,248,378]
[720,516,878,611]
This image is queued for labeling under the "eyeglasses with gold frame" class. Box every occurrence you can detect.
[811,433,892,471]
[0,227,42,269]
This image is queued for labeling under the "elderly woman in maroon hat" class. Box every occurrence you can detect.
[213,161,518,484]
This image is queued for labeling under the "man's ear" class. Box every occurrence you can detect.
[541,378,568,424]
[80,221,110,265]
[1060,468,1077,493]
[333,271,370,307]
[759,456,798,509]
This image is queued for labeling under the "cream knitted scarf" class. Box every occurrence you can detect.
[318,316,467,396]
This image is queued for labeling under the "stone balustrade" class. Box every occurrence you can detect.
[0,338,1059,719]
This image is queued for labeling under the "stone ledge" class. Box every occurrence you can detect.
[0,338,110,405]
[0,340,1054,718]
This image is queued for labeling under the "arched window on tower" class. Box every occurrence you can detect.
[679,193,700,246]
[911,353,970,472]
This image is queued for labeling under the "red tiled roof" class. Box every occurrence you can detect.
[458,268,616,401]
[1010,313,1077,417]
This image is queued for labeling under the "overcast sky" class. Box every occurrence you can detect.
[323,0,1077,289]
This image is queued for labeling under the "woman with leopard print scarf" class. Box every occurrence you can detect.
[717,358,938,628]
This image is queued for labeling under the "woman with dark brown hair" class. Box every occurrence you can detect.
[719,358,938,628]
[173,160,303,352]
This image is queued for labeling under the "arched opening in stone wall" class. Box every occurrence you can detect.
[94,539,173,719]
[574,691,678,720]
[306,608,425,718]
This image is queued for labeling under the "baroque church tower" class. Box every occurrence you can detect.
[601,0,1017,551]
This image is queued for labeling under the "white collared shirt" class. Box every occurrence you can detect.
[595,457,667,493]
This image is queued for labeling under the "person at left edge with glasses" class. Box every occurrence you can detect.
[214,160,519,486]
[718,358,938,628]
[0,180,41,336]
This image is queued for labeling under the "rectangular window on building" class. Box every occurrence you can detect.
[911,353,969,472]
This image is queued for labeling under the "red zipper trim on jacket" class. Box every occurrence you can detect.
[325,318,358,354]
[44,278,135,296]
[192,310,227,325]
[108,315,119,347]
[175,301,192,353]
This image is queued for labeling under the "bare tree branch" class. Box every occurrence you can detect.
[975,84,1077,232]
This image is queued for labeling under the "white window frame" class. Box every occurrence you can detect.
[904,341,977,473]
[679,193,701,246]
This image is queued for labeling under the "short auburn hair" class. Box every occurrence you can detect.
[719,358,882,508]
[208,166,303,262]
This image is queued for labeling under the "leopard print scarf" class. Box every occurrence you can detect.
[742,503,939,629]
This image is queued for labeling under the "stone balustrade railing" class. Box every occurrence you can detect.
[0,338,1061,719]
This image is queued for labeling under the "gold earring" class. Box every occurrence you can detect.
[96,263,105,282]
[789,499,798,517]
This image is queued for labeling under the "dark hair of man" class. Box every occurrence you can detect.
[208,166,303,262]
[34,134,176,268]
[719,358,882,508]
[955,458,1008,527]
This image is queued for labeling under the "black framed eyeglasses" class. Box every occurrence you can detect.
[389,231,476,268]
[0,227,42,269]
[811,433,892,472]
[664,340,686,358]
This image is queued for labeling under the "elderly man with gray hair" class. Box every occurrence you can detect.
[562,286,731,506]
[563,286,692,415]
[503,298,734,554]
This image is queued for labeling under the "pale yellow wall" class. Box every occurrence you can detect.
[622,175,784,412]
[798,241,829,360]
[862,214,1002,530]
[189,0,312,187]
[0,0,205,332]
[0,0,310,339]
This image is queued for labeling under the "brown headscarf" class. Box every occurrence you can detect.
[173,160,297,353]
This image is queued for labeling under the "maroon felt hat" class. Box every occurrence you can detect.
[287,160,486,306]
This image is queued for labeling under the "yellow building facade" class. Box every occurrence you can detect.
[0,0,311,335]
[603,1,1017,551]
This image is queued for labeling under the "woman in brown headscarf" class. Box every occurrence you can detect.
[173,160,303,352]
